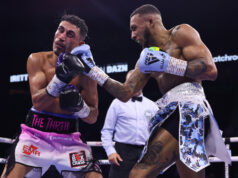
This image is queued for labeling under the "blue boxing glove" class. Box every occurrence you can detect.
[59,85,90,118]
[139,47,187,76]
[71,44,109,86]
[46,53,85,97]
[71,44,95,73]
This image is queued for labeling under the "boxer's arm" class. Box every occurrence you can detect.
[71,44,150,102]
[79,75,99,124]
[103,67,150,102]
[175,24,218,81]
[27,53,59,110]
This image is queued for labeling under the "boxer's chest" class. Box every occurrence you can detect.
[42,56,57,83]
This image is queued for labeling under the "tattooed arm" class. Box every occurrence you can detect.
[174,24,218,81]
[103,66,150,102]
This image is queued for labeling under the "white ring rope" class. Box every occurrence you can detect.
[0,137,108,146]
[1,137,238,145]
[0,157,238,165]
[0,137,14,144]
[1,137,237,178]
[1,136,238,165]
[224,137,238,143]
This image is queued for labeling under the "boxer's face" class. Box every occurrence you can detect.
[53,21,83,56]
[130,14,152,48]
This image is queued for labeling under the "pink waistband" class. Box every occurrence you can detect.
[20,124,84,145]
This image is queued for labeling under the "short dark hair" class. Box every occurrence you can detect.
[61,14,88,40]
[130,4,161,18]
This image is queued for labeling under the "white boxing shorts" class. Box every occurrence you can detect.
[5,109,102,177]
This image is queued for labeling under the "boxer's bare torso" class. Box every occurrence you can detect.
[151,25,196,94]
[103,24,216,102]
[27,51,98,116]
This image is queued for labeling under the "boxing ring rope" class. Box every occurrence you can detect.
[1,137,238,178]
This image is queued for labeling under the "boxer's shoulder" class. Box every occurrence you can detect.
[171,24,194,35]
[169,24,200,49]
[28,51,54,66]
[29,51,53,61]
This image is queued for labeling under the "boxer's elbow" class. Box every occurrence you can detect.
[187,60,218,81]
[31,94,55,111]
[31,96,44,110]
[203,65,218,81]
[206,72,217,81]
[117,87,134,102]
[209,67,218,81]
[81,107,98,124]
[87,112,98,124]
[117,93,132,102]
[204,58,218,81]
[118,96,130,102]
[104,80,134,102]
[82,117,97,124]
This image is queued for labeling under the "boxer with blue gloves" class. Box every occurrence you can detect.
[74,4,230,178]
[138,47,187,76]
[71,44,109,86]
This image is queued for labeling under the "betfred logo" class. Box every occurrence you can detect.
[22,144,40,156]
[69,151,87,168]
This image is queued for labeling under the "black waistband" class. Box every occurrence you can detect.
[25,110,78,134]
[115,142,145,148]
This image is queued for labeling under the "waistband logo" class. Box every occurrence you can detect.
[32,114,70,132]
[22,144,40,156]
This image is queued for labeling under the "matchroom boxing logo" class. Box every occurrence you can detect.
[213,54,238,63]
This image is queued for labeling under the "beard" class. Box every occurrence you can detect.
[53,43,65,56]
[53,48,61,56]
[143,27,152,48]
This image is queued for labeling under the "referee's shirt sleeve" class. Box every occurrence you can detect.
[101,99,118,157]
